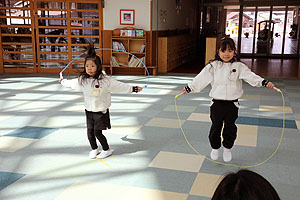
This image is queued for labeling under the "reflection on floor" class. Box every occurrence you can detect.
[239,37,298,54]
[0,74,300,200]
[241,58,299,78]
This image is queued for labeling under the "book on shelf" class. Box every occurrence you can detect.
[131,30,136,37]
[137,57,145,67]
[128,55,134,67]
[128,30,133,37]
[120,30,136,37]
[136,30,144,37]
[128,55,139,67]
[139,44,146,53]
[128,56,145,67]
[112,41,126,52]
[110,56,119,67]
[127,30,132,37]
[120,30,127,37]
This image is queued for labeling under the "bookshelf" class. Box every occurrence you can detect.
[103,28,156,75]
[157,34,197,73]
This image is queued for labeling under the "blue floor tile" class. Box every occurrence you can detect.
[0,171,26,191]
[237,116,297,129]
[5,126,58,139]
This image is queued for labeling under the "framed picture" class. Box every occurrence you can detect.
[120,9,135,25]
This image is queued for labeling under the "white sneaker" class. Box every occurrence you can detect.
[97,149,113,159]
[89,148,99,159]
[210,149,220,160]
[223,148,232,162]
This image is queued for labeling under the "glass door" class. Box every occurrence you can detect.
[225,8,240,46]
[283,6,298,55]
[240,6,256,55]
[240,5,299,57]
[254,6,271,55]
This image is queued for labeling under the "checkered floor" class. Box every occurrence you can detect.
[0,73,300,200]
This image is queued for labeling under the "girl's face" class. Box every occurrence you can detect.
[85,59,97,77]
[218,46,234,62]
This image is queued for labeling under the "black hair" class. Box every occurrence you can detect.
[212,169,280,200]
[214,37,238,63]
[78,42,104,85]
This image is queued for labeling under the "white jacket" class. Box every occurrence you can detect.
[61,75,133,112]
[188,61,264,100]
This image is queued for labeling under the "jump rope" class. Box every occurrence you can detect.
[60,49,285,168]
[175,87,285,168]
[59,48,149,88]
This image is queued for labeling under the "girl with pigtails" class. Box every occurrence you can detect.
[180,37,276,163]
[60,43,142,159]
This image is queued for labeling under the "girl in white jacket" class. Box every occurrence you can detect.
[181,37,275,162]
[60,44,142,159]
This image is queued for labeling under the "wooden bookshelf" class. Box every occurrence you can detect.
[103,28,157,75]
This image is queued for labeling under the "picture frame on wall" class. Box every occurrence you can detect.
[120,9,135,25]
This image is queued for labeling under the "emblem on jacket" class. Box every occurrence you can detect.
[92,85,100,96]
[92,90,99,96]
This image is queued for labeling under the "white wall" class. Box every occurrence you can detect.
[103,0,150,30]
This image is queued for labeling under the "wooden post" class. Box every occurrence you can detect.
[66,1,72,74]
[0,23,3,73]
[205,37,217,64]
[31,0,37,72]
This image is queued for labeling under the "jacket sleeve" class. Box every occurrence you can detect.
[60,78,82,91]
[188,64,213,93]
[239,63,264,87]
[106,77,133,93]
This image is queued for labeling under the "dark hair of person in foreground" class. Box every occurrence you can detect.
[211,169,280,200]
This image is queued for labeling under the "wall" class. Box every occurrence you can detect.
[154,0,197,31]
[152,0,158,30]
[103,0,150,30]
[103,0,198,31]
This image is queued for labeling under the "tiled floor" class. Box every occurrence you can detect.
[0,73,300,200]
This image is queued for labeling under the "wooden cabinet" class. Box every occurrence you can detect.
[157,34,197,73]
[103,28,156,76]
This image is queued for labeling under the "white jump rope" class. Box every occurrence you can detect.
[174,87,285,168]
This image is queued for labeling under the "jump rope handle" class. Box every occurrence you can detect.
[273,87,281,92]
[59,72,63,83]
[175,92,184,99]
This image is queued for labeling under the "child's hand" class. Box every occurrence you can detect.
[180,88,188,94]
[266,81,274,89]
[59,73,64,83]
[133,86,143,93]
[137,86,143,92]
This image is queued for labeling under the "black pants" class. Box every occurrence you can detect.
[87,129,109,150]
[209,99,239,149]
[85,109,111,151]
